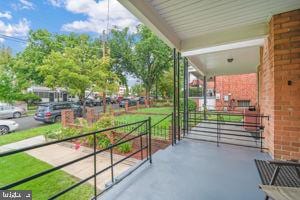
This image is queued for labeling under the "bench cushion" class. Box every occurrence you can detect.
[260,185,300,200]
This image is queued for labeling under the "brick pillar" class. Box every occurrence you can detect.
[86,107,96,124]
[260,9,300,160]
[61,110,74,127]
[125,101,129,112]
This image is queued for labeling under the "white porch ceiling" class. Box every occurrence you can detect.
[189,45,261,76]
[118,0,300,75]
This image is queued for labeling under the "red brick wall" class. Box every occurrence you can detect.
[259,24,275,157]
[273,9,300,160]
[207,74,257,109]
[260,9,300,160]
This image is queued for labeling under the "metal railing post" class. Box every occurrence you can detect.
[173,48,177,145]
[140,133,143,160]
[173,112,177,144]
[217,113,219,147]
[260,126,263,152]
[148,117,152,164]
[177,52,180,141]
[171,112,174,146]
[146,122,149,160]
[110,148,114,183]
[93,133,97,198]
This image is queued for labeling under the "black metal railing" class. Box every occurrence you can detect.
[150,113,173,142]
[180,110,269,151]
[114,113,173,142]
[0,119,152,200]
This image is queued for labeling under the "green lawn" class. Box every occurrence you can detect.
[116,114,171,128]
[0,153,94,200]
[134,107,172,114]
[207,113,243,122]
[0,124,61,146]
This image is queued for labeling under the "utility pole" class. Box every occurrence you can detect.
[102,30,107,113]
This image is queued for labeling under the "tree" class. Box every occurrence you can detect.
[157,68,174,98]
[0,46,23,103]
[39,36,118,114]
[92,56,119,113]
[131,83,145,96]
[109,27,135,86]
[13,30,102,89]
[133,25,172,101]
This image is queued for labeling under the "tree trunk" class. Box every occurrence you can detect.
[81,96,86,117]
[145,88,150,108]
[155,81,158,99]
[102,92,106,113]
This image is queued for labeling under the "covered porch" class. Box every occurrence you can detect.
[98,0,300,199]
[100,139,270,200]
[119,0,300,161]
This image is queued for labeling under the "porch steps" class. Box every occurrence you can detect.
[184,122,263,149]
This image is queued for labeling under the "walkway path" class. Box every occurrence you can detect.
[0,136,139,190]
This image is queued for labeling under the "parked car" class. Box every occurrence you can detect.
[138,97,145,104]
[0,120,19,135]
[34,102,82,123]
[116,96,123,104]
[119,98,137,108]
[0,104,26,119]
[110,97,118,104]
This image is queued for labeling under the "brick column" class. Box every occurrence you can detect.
[260,9,300,160]
[61,110,74,127]
[125,101,129,112]
[86,107,96,124]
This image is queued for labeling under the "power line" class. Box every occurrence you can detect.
[0,33,28,44]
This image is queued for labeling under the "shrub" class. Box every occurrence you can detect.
[97,134,111,149]
[45,127,80,140]
[180,99,197,111]
[117,142,132,153]
[92,114,115,130]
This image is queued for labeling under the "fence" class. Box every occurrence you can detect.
[0,119,151,199]
[115,113,173,141]
[181,110,269,150]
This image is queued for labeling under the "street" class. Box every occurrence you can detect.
[13,115,47,131]
[11,104,121,132]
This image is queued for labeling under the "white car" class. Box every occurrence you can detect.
[0,120,19,135]
[0,104,26,119]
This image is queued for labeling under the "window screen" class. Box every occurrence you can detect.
[237,100,250,107]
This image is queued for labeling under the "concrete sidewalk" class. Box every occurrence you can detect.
[0,135,46,153]
[0,136,139,190]
[27,143,139,190]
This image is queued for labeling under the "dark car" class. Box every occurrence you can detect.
[79,98,101,107]
[119,98,137,108]
[110,97,117,104]
[116,96,123,104]
[138,97,145,104]
[34,102,82,123]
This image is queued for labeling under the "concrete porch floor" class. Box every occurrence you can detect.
[99,139,270,200]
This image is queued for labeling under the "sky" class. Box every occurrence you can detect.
[0,0,140,86]
[0,0,140,52]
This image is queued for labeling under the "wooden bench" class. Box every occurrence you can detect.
[254,159,300,200]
